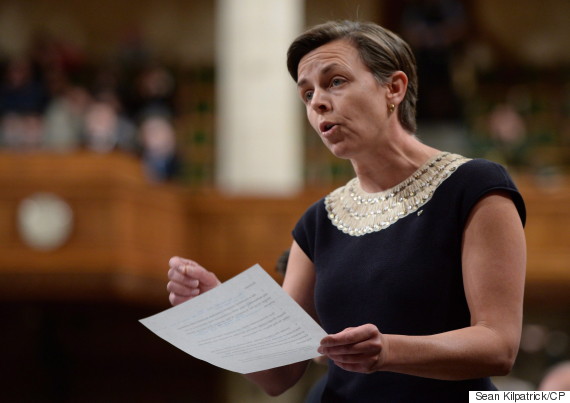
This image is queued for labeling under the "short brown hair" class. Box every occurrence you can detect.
[287,20,418,134]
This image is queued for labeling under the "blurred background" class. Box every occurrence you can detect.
[0,0,568,401]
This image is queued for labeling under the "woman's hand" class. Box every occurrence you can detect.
[318,324,387,374]
[166,256,221,306]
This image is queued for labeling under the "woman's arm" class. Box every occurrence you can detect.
[167,241,319,396]
[244,240,319,395]
[318,191,526,380]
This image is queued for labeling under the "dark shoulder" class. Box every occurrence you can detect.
[452,157,526,226]
[292,196,327,262]
[455,158,515,186]
[297,197,326,227]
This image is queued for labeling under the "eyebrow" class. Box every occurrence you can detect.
[296,63,343,88]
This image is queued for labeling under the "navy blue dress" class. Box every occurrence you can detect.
[293,158,526,402]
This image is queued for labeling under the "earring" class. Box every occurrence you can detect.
[388,103,395,113]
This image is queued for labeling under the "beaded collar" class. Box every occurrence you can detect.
[324,152,470,236]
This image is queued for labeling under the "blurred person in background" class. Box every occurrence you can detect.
[487,102,528,167]
[0,57,49,150]
[138,114,180,182]
[125,63,176,123]
[167,20,526,402]
[82,91,136,154]
[43,84,92,152]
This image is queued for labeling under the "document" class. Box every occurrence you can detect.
[140,264,327,374]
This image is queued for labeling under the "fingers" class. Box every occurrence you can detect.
[167,267,199,287]
[320,324,377,348]
[169,256,193,268]
[167,257,221,306]
[168,257,220,288]
[166,277,199,296]
[332,358,379,373]
[318,324,384,373]
[320,327,355,347]
[167,277,199,306]
[169,292,196,306]
[321,340,379,356]
[186,263,221,288]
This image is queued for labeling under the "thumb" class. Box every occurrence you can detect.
[185,263,220,288]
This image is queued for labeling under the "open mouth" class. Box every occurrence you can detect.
[320,122,336,133]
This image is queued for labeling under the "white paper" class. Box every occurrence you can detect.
[140,264,327,374]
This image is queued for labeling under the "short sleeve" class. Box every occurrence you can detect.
[292,198,323,262]
[456,159,526,228]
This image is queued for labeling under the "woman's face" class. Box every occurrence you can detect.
[297,39,391,159]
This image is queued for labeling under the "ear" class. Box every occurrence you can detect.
[386,71,408,105]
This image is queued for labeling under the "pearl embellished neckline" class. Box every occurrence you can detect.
[324,152,470,236]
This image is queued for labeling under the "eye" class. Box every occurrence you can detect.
[303,90,314,102]
[330,77,345,87]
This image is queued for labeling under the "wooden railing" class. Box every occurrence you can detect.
[0,152,568,306]
[0,152,187,304]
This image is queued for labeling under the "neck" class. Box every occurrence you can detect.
[350,132,440,193]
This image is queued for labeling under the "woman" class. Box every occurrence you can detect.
[167,20,526,402]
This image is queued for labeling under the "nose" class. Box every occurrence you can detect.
[310,90,331,114]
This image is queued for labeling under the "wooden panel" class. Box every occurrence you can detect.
[517,176,570,303]
[185,194,317,281]
[0,152,188,303]
[1,152,569,305]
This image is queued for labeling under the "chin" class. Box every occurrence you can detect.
[327,144,353,160]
